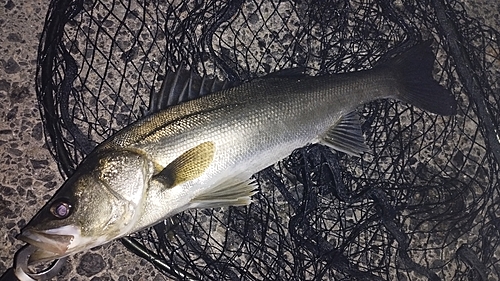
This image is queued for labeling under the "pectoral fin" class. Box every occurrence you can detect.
[320,112,369,156]
[153,141,215,190]
[190,179,259,209]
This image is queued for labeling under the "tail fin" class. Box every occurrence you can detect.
[383,41,457,115]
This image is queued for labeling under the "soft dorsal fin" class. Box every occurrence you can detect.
[320,112,369,156]
[152,141,215,189]
[145,66,236,115]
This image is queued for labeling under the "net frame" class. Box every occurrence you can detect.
[35,0,500,280]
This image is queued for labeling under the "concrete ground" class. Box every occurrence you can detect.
[0,0,498,280]
[0,0,164,280]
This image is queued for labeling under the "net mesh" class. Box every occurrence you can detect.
[36,0,500,280]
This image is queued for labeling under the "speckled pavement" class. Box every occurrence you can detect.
[0,0,165,280]
[0,0,498,280]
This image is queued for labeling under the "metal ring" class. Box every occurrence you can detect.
[14,245,66,281]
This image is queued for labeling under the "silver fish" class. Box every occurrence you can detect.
[18,41,456,263]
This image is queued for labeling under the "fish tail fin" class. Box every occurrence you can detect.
[384,41,457,115]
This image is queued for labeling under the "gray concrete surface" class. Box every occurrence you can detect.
[0,0,164,280]
[0,0,498,280]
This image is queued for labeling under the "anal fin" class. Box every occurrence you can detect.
[320,111,369,156]
[190,179,259,209]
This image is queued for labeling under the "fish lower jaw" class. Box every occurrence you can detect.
[18,226,110,264]
[18,230,73,257]
[30,235,110,264]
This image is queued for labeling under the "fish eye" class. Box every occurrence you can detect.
[49,199,72,219]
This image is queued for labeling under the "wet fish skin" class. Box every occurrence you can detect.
[18,41,456,263]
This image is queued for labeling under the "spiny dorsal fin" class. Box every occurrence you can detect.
[145,66,235,115]
[153,141,215,189]
[320,111,369,156]
[190,179,259,209]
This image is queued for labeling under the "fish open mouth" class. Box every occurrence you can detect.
[17,227,76,264]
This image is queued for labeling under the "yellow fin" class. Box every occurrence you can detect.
[153,141,215,189]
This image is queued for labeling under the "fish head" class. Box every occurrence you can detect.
[18,149,153,263]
